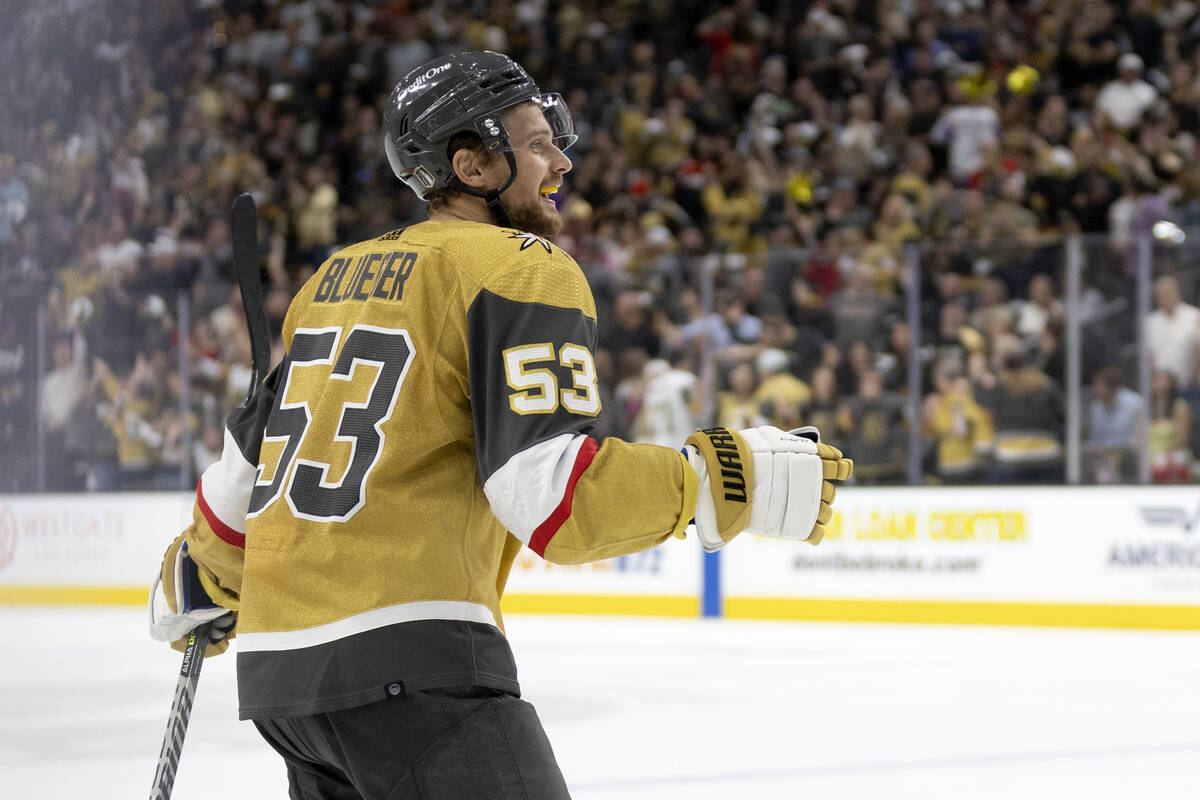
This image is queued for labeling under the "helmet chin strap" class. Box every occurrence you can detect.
[452,150,518,229]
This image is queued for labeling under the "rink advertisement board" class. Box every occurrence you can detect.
[2,487,1198,629]
[501,541,703,617]
[0,492,192,605]
[722,486,1200,630]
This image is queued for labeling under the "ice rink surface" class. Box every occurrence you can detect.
[2,607,1198,799]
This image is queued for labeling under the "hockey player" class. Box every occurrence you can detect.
[148,51,853,799]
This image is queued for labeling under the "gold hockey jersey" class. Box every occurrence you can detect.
[180,219,698,719]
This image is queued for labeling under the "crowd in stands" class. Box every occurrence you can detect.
[3,0,1200,492]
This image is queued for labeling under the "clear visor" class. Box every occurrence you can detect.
[493,93,578,154]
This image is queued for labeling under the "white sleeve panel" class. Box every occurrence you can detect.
[198,427,259,535]
[483,433,587,544]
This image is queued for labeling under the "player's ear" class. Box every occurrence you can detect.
[452,146,492,190]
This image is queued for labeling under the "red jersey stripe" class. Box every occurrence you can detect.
[196,479,247,549]
[528,436,599,557]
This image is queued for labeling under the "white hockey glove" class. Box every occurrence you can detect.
[149,536,238,656]
[682,425,853,552]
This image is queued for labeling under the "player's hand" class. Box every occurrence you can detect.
[683,425,853,552]
[149,535,238,656]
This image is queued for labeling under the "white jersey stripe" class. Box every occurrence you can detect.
[482,433,586,545]
[197,428,258,534]
[237,600,498,652]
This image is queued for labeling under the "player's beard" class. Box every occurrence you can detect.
[500,195,563,239]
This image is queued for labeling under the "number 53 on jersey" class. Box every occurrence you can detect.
[503,342,600,416]
[249,325,413,522]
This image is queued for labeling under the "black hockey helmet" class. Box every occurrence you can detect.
[382,51,576,223]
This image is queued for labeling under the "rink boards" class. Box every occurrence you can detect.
[1,487,1198,629]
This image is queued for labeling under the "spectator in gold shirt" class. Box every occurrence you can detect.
[752,347,811,430]
[924,358,994,484]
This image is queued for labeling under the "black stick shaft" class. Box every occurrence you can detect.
[231,192,271,392]
[149,624,210,800]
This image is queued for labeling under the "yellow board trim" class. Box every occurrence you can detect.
[3,586,1197,631]
[724,597,1200,631]
[501,593,698,617]
[0,585,149,606]
[0,587,700,617]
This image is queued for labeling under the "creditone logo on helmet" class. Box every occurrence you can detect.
[421,63,452,80]
[396,62,454,103]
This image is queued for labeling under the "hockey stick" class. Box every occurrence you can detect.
[149,625,210,799]
[148,194,268,800]
[231,192,272,396]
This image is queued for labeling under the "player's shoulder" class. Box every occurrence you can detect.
[409,220,593,316]
[327,228,406,259]
[404,219,572,269]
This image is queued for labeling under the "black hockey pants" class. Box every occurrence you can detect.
[253,686,572,800]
